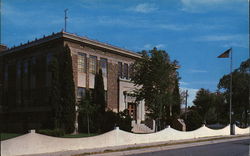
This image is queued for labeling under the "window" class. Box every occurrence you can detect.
[123,63,128,79]
[16,61,22,91]
[118,62,122,78]
[100,58,107,76]
[17,61,21,77]
[24,61,28,74]
[77,87,86,98]
[129,64,133,79]
[89,55,97,74]
[23,60,29,89]
[46,53,52,65]
[78,53,86,73]
[4,65,8,89]
[4,65,8,81]
[16,61,22,105]
[46,53,52,87]
[30,57,36,89]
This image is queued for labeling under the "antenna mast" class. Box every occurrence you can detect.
[64,9,68,32]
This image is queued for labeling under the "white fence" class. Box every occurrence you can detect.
[1,125,249,156]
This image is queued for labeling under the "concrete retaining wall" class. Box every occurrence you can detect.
[235,126,250,135]
[1,125,249,156]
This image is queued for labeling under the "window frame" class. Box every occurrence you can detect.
[89,55,97,74]
[78,52,87,73]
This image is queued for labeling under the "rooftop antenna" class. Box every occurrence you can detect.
[64,9,68,32]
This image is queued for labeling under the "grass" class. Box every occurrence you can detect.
[62,133,99,138]
[0,133,23,141]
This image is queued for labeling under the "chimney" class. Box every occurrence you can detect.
[0,44,8,52]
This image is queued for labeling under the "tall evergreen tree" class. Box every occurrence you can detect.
[93,69,106,114]
[60,45,76,133]
[172,77,181,118]
[49,56,62,129]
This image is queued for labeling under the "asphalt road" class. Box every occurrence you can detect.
[128,138,250,156]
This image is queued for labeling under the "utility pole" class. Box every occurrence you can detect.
[64,9,68,32]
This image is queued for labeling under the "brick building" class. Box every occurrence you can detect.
[0,31,151,132]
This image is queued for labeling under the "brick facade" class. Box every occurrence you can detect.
[0,31,141,132]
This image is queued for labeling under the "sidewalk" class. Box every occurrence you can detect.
[24,135,250,156]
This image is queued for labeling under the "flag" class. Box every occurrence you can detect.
[217,48,231,58]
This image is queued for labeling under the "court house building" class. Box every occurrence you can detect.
[0,31,153,133]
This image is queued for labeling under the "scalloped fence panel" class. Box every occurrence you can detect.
[1,125,249,156]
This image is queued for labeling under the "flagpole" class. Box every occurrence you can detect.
[230,47,233,135]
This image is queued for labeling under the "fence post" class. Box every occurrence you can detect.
[115,127,119,146]
[29,129,36,133]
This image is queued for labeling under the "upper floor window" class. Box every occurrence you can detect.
[30,57,36,89]
[46,54,52,87]
[100,58,107,77]
[17,62,21,77]
[118,62,122,78]
[78,53,86,73]
[123,63,128,79]
[23,61,28,74]
[89,55,97,74]
[46,53,52,65]
[4,65,8,81]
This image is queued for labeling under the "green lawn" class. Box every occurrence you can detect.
[62,133,99,138]
[0,133,23,141]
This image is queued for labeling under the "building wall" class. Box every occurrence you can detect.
[0,33,140,132]
[0,39,64,132]
[65,40,135,112]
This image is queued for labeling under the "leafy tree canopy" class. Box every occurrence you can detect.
[131,48,180,129]
[218,58,250,127]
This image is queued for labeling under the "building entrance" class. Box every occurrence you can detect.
[128,102,137,120]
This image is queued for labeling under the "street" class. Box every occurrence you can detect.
[128,138,250,156]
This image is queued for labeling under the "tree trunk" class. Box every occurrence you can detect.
[87,114,90,135]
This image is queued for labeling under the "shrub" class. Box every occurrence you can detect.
[116,109,132,132]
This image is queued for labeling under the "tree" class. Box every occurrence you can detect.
[60,45,76,133]
[184,109,203,131]
[172,76,181,118]
[211,92,228,124]
[91,69,107,132]
[193,88,213,124]
[49,56,62,129]
[78,90,95,135]
[218,59,250,127]
[131,48,178,130]
[93,69,106,114]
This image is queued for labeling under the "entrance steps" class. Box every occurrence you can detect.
[131,121,154,133]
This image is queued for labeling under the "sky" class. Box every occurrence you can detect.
[1,0,249,106]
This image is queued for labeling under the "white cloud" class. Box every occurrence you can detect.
[180,0,245,12]
[129,3,157,13]
[180,81,189,86]
[143,44,165,50]
[181,88,199,106]
[194,34,248,48]
[158,24,190,31]
[155,44,165,49]
[195,34,241,41]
